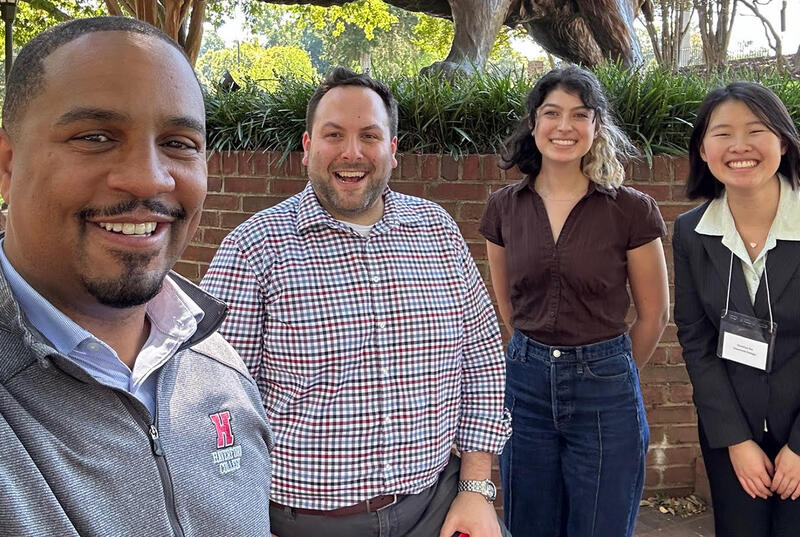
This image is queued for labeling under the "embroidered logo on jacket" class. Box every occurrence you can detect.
[210,410,241,475]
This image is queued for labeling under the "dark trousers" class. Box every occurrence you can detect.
[270,454,512,537]
[699,423,800,537]
[500,330,648,537]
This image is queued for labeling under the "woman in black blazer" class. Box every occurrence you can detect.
[673,82,800,537]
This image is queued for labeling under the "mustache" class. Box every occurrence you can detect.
[78,199,186,221]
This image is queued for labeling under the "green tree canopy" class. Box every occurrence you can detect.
[196,41,317,90]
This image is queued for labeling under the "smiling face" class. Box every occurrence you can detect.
[0,31,207,315]
[533,87,597,168]
[302,85,397,225]
[700,99,786,194]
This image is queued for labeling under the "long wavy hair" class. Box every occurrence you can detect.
[501,66,637,189]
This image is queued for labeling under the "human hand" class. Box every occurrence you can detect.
[438,492,501,537]
[728,440,773,499]
[771,445,800,500]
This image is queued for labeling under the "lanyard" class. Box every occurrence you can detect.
[724,251,774,331]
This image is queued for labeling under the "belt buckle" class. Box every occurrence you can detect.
[369,494,398,512]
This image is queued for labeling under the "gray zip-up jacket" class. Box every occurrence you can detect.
[0,270,273,537]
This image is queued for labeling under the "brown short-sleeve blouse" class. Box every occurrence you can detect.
[480,175,666,346]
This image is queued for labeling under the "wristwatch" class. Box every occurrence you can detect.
[457,479,497,502]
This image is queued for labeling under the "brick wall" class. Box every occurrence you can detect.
[180,150,702,497]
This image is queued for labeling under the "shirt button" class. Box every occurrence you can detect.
[383,416,391,424]
[377,321,387,329]
[552,349,561,358]
[384,464,391,471]
[87,342,101,352]
[381,367,390,377]
[372,276,380,283]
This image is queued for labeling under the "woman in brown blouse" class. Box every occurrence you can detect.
[479,66,669,537]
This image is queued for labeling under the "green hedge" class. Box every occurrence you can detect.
[205,64,800,163]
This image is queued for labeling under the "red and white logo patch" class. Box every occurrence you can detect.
[210,410,235,448]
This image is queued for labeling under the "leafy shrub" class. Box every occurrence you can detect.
[204,63,800,162]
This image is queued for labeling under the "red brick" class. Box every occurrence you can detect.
[242,195,286,213]
[668,383,694,404]
[198,263,209,281]
[400,154,419,179]
[173,261,200,281]
[671,185,691,202]
[504,165,523,182]
[441,156,459,181]
[206,152,220,175]
[462,155,481,181]
[271,179,307,195]
[666,424,700,445]
[674,158,690,184]
[220,152,238,175]
[628,158,652,183]
[289,152,305,178]
[225,177,267,194]
[202,228,232,246]
[249,152,270,175]
[207,176,222,193]
[632,184,671,201]
[641,384,667,408]
[647,346,667,365]
[662,465,695,486]
[646,467,662,487]
[639,364,689,383]
[468,242,486,260]
[237,151,253,175]
[391,181,426,198]
[646,404,696,424]
[482,155,502,181]
[457,221,482,241]
[658,203,695,222]
[666,345,687,365]
[200,211,220,227]
[203,194,240,211]
[269,153,291,176]
[661,324,679,343]
[220,212,250,228]
[182,245,219,264]
[430,183,488,201]
[421,155,439,179]
[651,155,673,183]
[647,446,698,467]
[460,202,487,221]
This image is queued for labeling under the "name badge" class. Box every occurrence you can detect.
[717,310,776,372]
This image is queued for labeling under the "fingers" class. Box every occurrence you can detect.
[791,481,800,501]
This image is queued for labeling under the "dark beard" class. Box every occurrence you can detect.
[81,251,166,308]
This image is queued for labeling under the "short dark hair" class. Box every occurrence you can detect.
[686,82,800,199]
[500,65,630,177]
[305,66,398,138]
[2,16,194,133]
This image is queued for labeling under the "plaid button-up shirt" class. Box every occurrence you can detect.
[202,183,510,510]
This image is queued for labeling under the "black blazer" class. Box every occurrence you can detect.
[673,202,800,451]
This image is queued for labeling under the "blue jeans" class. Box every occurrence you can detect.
[500,330,648,537]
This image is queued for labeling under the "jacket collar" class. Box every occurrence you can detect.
[0,232,227,381]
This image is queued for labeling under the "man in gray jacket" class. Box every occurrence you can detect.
[0,17,273,536]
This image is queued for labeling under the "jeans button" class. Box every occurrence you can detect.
[552,349,561,358]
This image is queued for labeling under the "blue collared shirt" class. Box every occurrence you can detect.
[0,240,204,417]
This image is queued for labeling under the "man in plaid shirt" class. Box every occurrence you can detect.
[202,67,511,537]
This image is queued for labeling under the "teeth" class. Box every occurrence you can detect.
[336,171,365,178]
[552,140,576,146]
[728,160,757,168]
[98,222,157,235]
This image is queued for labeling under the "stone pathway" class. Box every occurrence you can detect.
[634,506,715,537]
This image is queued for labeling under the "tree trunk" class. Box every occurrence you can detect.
[694,0,735,71]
